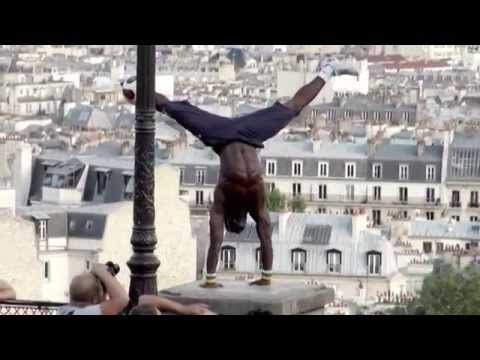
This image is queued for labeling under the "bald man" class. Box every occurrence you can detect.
[0,279,16,301]
[57,263,129,315]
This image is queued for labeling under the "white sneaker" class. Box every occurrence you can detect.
[318,57,359,81]
[120,76,137,104]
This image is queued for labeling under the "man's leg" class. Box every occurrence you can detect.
[200,186,226,289]
[248,180,273,286]
[234,76,327,145]
[283,76,326,114]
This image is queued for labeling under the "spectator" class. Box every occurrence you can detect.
[0,279,16,300]
[57,263,129,315]
[130,294,212,315]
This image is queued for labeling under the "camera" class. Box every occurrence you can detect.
[105,261,120,276]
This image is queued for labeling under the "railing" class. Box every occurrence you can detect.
[468,202,480,208]
[450,201,462,208]
[0,300,66,315]
[283,193,441,207]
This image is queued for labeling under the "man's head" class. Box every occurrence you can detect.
[129,304,161,315]
[69,272,106,306]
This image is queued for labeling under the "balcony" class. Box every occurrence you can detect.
[289,193,442,208]
[286,193,368,204]
[450,201,462,208]
[0,300,65,315]
[468,202,480,209]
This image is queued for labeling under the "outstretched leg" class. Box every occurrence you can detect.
[200,187,226,289]
[248,180,273,286]
[234,76,327,145]
[283,76,326,114]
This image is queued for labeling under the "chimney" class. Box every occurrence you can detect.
[416,139,425,157]
[312,138,322,153]
[352,208,367,236]
[278,208,291,240]
[367,138,376,156]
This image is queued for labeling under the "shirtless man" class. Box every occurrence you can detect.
[122,56,358,288]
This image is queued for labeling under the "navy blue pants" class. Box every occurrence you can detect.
[162,100,299,149]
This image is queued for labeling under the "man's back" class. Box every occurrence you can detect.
[218,142,262,184]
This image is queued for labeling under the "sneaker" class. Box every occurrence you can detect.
[317,56,359,81]
[120,76,137,104]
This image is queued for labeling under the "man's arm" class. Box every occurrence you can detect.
[0,280,16,300]
[138,295,209,315]
[91,264,129,315]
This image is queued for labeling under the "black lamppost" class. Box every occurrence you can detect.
[127,45,160,304]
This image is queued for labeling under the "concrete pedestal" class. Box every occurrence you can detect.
[160,280,335,315]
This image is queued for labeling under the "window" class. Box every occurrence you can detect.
[255,247,262,271]
[367,251,381,275]
[195,190,204,205]
[372,163,382,179]
[96,171,108,195]
[426,188,435,203]
[373,111,380,122]
[85,220,93,231]
[451,190,460,207]
[265,182,275,192]
[221,246,236,270]
[292,183,301,197]
[399,164,409,180]
[326,249,342,273]
[426,165,436,181]
[402,112,410,123]
[318,208,327,214]
[266,160,277,176]
[423,242,433,254]
[318,161,329,177]
[373,186,381,201]
[43,261,50,281]
[195,169,205,185]
[426,211,435,221]
[291,248,307,273]
[470,191,479,207]
[318,184,327,200]
[39,220,48,241]
[346,184,355,201]
[361,111,368,121]
[471,216,478,222]
[86,260,91,270]
[292,160,303,177]
[436,242,444,253]
[373,210,381,226]
[386,111,392,122]
[345,163,356,179]
[179,168,184,184]
[452,215,460,222]
[399,187,408,203]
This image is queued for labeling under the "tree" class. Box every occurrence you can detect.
[413,262,480,315]
[289,196,306,213]
[266,189,286,212]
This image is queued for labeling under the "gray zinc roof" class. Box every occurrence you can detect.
[410,220,480,241]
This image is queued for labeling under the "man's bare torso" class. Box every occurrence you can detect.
[217,142,263,191]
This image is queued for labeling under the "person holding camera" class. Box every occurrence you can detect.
[57,262,129,315]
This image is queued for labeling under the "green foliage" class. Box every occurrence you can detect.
[289,196,306,213]
[266,189,286,212]
[415,263,480,315]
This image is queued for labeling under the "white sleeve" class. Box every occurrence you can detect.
[73,304,103,315]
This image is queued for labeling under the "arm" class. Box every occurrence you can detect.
[0,280,16,300]
[139,295,209,315]
[91,264,129,315]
